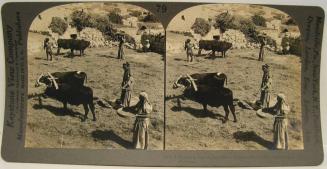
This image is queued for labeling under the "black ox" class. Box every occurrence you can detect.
[198,40,232,58]
[57,39,90,56]
[173,73,237,123]
[35,71,96,122]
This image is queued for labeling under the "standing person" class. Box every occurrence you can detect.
[44,38,53,61]
[121,72,134,108]
[258,35,266,61]
[117,35,125,60]
[121,62,131,86]
[184,39,194,62]
[143,39,151,52]
[133,92,152,150]
[272,93,289,150]
[259,64,272,109]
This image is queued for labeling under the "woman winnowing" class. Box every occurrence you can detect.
[272,93,290,150]
[133,92,152,150]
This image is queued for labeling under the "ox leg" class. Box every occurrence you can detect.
[63,102,68,114]
[177,98,182,111]
[82,104,89,122]
[70,49,74,57]
[80,50,82,56]
[89,102,96,121]
[57,48,60,55]
[203,104,208,113]
[229,104,237,122]
[38,95,43,106]
[198,49,202,56]
[223,105,230,123]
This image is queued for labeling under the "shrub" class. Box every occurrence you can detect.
[129,10,142,17]
[191,18,211,36]
[48,17,68,35]
[285,18,297,25]
[142,13,160,23]
[237,18,259,42]
[70,10,116,37]
[252,14,267,27]
[70,10,93,32]
[108,12,123,24]
[281,36,302,56]
[214,12,236,34]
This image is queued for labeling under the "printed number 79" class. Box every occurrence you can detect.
[156,4,167,13]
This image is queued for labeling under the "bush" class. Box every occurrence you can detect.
[252,14,267,27]
[281,36,302,56]
[108,12,123,24]
[129,10,142,17]
[214,12,236,34]
[70,10,93,32]
[191,18,211,36]
[70,10,116,37]
[237,18,259,42]
[285,18,297,25]
[142,13,160,23]
[48,17,68,35]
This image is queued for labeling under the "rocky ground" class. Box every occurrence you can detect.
[25,32,164,149]
[165,32,303,150]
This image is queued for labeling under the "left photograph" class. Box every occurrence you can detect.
[26,2,165,150]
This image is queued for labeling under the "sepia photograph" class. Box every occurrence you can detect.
[26,2,165,150]
[165,4,303,150]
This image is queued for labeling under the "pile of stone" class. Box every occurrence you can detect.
[79,28,111,48]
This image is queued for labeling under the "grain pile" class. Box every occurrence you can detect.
[79,28,111,48]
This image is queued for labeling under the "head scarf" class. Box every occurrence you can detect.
[276,93,289,115]
[138,92,152,115]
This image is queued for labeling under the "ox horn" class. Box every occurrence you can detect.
[47,72,59,90]
[173,75,183,88]
[186,74,198,92]
[35,73,45,87]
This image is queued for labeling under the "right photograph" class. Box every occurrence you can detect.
[165,4,303,150]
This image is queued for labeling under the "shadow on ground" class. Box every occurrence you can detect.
[233,131,273,149]
[171,105,225,120]
[91,130,133,149]
[33,104,83,120]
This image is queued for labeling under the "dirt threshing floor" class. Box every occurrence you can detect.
[26,33,164,149]
[165,36,303,150]
[26,32,303,150]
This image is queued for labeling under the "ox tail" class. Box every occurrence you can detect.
[84,73,87,84]
[225,75,228,86]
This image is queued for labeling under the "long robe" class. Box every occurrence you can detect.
[260,73,272,108]
[121,77,133,107]
[133,95,152,149]
[117,39,125,59]
[272,98,289,150]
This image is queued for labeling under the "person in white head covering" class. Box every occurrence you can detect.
[272,93,289,150]
[133,92,152,149]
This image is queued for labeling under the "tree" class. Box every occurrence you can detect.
[252,14,267,27]
[191,18,211,36]
[214,12,236,37]
[70,10,92,32]
[48,17,68,35]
